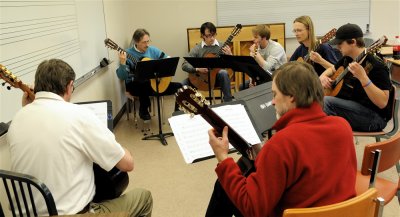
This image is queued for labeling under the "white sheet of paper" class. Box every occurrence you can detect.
[78,102,108,127]
[168,104,261,164]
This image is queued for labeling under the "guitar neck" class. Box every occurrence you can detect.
[334,50,367,85]
[20,83,35,99]
[217,34,234,57]
[201,107,253,159]
[114,46,138,65]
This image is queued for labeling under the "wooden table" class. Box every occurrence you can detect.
[52,212,128,217]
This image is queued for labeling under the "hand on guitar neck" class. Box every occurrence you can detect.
[208,126,230,163]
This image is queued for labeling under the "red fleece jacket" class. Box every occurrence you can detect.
[215,102,357,217]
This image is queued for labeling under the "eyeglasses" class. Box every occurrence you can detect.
[203,33,217,38]
[139,39,151,44]
[292,29,307,33]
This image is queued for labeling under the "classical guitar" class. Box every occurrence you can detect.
[0,64,35,100]
[1,64,128,202]
[188,24,242,91]
[175,85,256,176]
[324,36,387,97]
[104,38,172,93]
[297,28,337,63]
[92,164,129,202]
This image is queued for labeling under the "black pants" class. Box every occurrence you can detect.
[125,80,182,112]
[206,180,243,217]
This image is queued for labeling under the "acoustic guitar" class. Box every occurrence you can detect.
[175,85,256,176]
[0,64,128,202]
[297,28,337,63]
[104,38,171,94]
[324,36,387,97]
[188,24,242,91]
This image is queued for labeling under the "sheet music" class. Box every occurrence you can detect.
[168,104,261,164]
[78,102,108,127]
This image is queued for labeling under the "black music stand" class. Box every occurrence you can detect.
[134,57,179,146]
[220,55,272,89]
[183,57,230,105]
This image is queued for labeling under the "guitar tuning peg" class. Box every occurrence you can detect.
[6,86,11,90]
[1,82,5,86]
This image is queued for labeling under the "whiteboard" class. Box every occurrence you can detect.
[217,0,370,38]
[0,0,108,123]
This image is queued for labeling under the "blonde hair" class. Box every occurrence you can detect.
[293,15,317,52]
[252,24,271,40]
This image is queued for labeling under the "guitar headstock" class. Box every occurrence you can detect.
[231,24,242,37]
[367,36,388,54]
[319,28,337,44]
[104,38,119,50]
[0,64,35,99]
[0,64,20,89]
[175,86,210,116]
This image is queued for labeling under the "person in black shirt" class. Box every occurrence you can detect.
[320,23,392,131]
[290,15,339,75]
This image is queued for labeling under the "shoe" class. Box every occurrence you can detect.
[139,110,151,121]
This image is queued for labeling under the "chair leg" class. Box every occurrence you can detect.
[125,98,130,121]
[354,137,360,145]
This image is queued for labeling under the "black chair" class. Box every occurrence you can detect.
[0,169,57,216]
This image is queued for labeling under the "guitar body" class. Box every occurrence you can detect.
[188,53,219,91]
[296,56,305,62]
[324,66,345,96]
[92,163,129,203]
[141,57,172,93]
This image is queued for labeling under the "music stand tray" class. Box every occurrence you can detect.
[183,57,231,104]
[220,54,272,85]
[134,57,179,146]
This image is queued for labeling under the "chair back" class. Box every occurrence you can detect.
[0,169,58,216]
[361,132,400,175]
[283,188,384,217]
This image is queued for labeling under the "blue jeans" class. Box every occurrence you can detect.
[182,69,232,102]
[324,96,387,131]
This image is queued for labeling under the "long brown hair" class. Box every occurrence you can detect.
[293,15,317,52]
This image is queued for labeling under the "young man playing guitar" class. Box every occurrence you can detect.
[290,15,339,75]
[7,59,152,216]
[116,28,182,120]
[181,22,233,102]
[320,23,392,132]
[206,62,357,216]
[244,24,287,88]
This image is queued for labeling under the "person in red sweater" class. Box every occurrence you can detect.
[206,61,357,217]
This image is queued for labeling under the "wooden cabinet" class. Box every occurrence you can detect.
[186,23,285,91]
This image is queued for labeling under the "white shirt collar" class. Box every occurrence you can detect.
[134,44,145,53]
[201,40,219,48]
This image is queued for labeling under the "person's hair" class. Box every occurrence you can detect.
[272,62,324,107]
[34,59,76,96]
[200,22,216,35]
[132,28,150,43]
[293,15,317,52]
[344,37,365,48]
[252,24,271,40]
